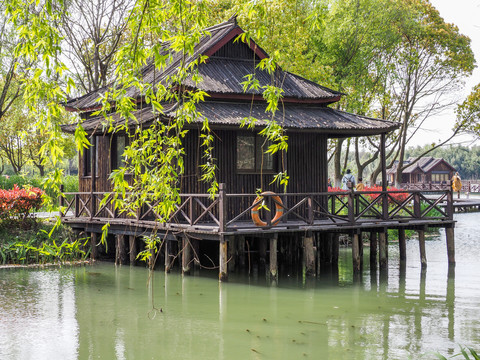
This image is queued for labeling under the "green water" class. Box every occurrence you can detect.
[1,213,480,359]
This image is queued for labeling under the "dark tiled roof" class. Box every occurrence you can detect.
[388,157,456,174]
[64,17,341,111]
[62,101,399,136]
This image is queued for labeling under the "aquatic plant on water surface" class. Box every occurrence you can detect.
[436,346,480,360]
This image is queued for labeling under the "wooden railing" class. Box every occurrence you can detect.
[60,184,453,232]
[401,180,480,193]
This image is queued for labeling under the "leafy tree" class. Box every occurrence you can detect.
[56,0,135,93]
[456,84,480,137]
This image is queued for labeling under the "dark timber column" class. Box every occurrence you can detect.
[182,237,192,275]
[379,229,388,270]
[227,236,236,273]
[269,234,278,280]
[129,235,137,265]
[115,234,127,265]
[90,135,96,219]
[237,236,246,269]
[370,232,377,267]
[352,231,361,274]
[90,232,98,260]
[303,232,315,276]
[165,239,172,273]
[418,227,427,268]
[446,226,455,265]
[219,235,228,282]
[398,228,406,263]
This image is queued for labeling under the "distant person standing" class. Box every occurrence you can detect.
[356,177,365,191]
[342,169,356,190]
[451,172,462,199]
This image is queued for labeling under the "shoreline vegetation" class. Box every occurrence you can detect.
[0,180,88,266]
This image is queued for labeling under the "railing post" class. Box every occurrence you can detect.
[382,190,389,220]
[75,193,79,217]
[266,194,272,226]
[219,183,227,233]
[59,185,64,217]
[189,196,194,226]
[446,180,454,220]
[414,191,421,219]
[348,182,355,224]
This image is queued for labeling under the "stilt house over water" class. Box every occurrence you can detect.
[61,17,455,280]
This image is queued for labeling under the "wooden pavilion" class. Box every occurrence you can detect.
[61,17,455,281]
[388,157,456,189]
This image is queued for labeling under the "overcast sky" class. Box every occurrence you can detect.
[408,0,480,147]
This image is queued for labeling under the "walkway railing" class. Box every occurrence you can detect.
[60,183,454,233]
[401,180,480,193]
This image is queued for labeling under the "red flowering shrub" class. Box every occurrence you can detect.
[0,184,44,221]
[361,185,409,204]
[327,186,347,193]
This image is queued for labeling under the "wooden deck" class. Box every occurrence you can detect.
[60,185,455,238]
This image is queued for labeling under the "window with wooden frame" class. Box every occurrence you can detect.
[111,134,129,170]
[236,134,275,173]
[83,136,98,177]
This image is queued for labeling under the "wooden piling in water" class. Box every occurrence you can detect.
[90,232,98,260]
[165,239,173,273]
[303,233,315,276]
[370,232,377,267]
[219,235,228,282]
[446,226,455,265]
[418,228,427,268]
[352,232,361,274]
[379,230,388,270]
[129,235,137,265]
[227,236,236,273]
[115,234,127,265]
[398,228,406,262]
[269,234,278,280]
[182,237,192,275]
[258,238,267,266]
[237,235,245,269]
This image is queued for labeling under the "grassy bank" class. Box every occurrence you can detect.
[0,219,89,265]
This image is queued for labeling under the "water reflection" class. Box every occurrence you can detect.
[0,213,479,359]
[0,269,78,359]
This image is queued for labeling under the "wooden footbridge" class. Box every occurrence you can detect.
[60,183,456,281]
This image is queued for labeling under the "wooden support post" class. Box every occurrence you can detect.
[90,232,98,260]
[303,233,316,277]
[398,228,406,262]
[418,228,427,268]
[269,234,278,280]
[115,234,127,265]
[227,236,236,273]
[129,235,137,265]
[59,184,64,217]
[191,239,200,269]
[219,235,228,282]
[258,238,267,266]
[370,232,377,267]
[352,232,361,274]
[90,135,97,219]
[446,226,455,265]
[219,183,227,233]
[379,230,388,270]
[237,236,246,269]
[359,232,364,268]
[164,239,172,273]
[182,237,192,275]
